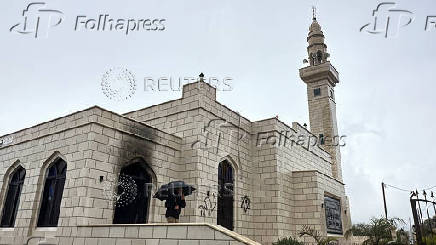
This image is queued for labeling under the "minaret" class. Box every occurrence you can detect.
[299,12,343,182]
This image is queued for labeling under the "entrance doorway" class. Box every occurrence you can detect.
[113,162,152,224]
[217,160,234,231]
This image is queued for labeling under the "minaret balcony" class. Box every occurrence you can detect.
[299,61,339,86]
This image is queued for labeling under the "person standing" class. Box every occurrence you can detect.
[165,187,186,223]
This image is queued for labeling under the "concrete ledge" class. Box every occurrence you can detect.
[76,223,261,245]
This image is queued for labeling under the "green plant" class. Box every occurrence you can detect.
[344,217,406,245]
[346,223,370,236]
[422,234,436,245]
[393,229,409,245]
[273,236,304,245]
[422,215,436,237]
[299,225,337,245]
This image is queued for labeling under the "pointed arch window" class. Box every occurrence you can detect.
[37,159,67,227]
[217,160,234,231]
[113,162,153,224]
[0,166,26,227]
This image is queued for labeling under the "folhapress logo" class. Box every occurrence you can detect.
[75,15,166,35]
[360,2,414,38]
[10,2,166,38]
[10,2,63,38]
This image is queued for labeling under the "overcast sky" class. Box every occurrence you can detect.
[1,0,436,226]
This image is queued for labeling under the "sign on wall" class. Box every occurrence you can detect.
[324,196,343,234]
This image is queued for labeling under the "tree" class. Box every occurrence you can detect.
[299,225,337,245]
[344,217,406,245]
[347,223,371,236]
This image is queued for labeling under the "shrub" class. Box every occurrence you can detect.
[344,217,407,245]
[299,225,337,245]
[273,236,304,245]
[423,234,436,245]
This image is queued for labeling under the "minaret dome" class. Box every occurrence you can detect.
[307,17,330,66]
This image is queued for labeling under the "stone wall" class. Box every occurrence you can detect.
[0,80,351,245]
[123,81,351,244]
[1,224,261,245]
[292,170,350,244]
[0,107,182,244]
[124,82,255,234]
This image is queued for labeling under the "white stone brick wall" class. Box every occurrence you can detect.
[291,170,350,244]
[0,107,182,244]
[122,81,351,244]
[5,224,260,245]
[0,80,351,245]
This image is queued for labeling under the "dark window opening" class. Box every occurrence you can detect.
[314,88,321,97]
[0,166,26,227]
[37,159,67,227]
[217,161,234,231]
[317,50,323,64]
[319,134,325,145]
[113,162,152,224]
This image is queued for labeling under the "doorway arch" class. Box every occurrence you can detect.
[217,160,234,230]
[113,160,154,224]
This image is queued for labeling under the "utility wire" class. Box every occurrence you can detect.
[424,185,436,191]
[384,183,410,193]
[384,183,436,194]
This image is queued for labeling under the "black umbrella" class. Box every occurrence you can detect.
[153,181,196,201]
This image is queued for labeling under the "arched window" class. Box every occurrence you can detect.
[317,50,323,64]
[217,160,234,231]
[0,166,26,227]
[37,159,67,227]
[309,53,314,66]
[113,162,152,224]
